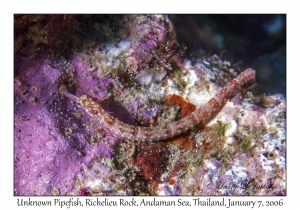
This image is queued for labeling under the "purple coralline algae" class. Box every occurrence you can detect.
[14,14,286,195]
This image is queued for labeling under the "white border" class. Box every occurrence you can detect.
[2,0,296,209]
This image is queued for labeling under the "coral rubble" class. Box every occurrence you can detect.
[14,14,286,195]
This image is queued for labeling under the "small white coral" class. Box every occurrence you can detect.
[135,69,167,85]
[93,40,136,76]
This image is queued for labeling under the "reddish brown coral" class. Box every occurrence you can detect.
[136,143,169,181]
[163,94,196,119]
[163,94,197,150]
